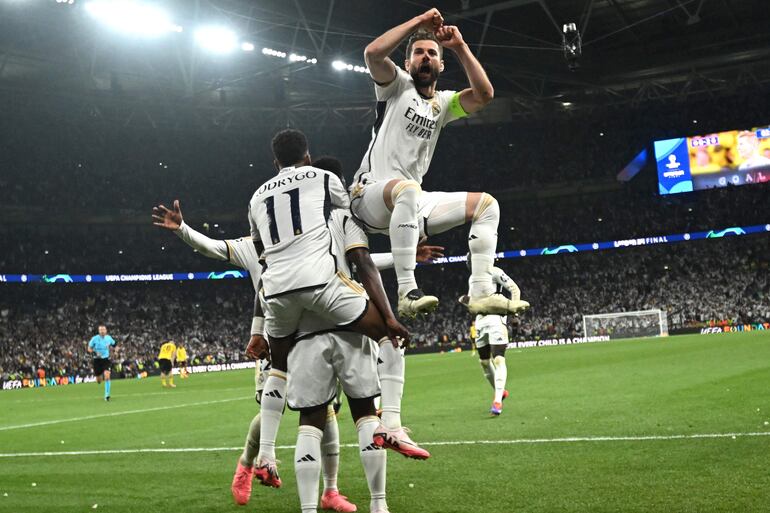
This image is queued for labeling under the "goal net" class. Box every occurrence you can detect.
[582,309,669,340]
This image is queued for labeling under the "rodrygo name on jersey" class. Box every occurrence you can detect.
[249,165,350,298]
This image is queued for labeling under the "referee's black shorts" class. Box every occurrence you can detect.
[93,358,111,376]
[158,358,173,374]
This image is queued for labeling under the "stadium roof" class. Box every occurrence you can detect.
[2,0,769,128]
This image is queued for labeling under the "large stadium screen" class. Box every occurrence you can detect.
[654,126,770,195]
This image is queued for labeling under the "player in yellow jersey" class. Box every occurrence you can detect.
[158,341,177,388]
[176,344,189,379]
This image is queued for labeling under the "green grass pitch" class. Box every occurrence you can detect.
[1,331,769,512]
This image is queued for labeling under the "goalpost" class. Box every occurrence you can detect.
[582,309,669,340]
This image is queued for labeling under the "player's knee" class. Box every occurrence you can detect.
[391,180,421,206]
[473,193,499,223]
[479,358,490,368]
[300,406,328,430]
[492,354,506,366]
[348,397,376,421]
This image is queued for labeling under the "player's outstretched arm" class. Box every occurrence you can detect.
[152,200,230,261]
[436,25,494,114]
[347,248,408,345]
[369,243,444,269]
[365,8,443,83]
[245,288,269,361]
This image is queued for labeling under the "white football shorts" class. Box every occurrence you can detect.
[287,331,380,410]
[262,273,368,339]
[350,180,466,237]
[475,318,508,348]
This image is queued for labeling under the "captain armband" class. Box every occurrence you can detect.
[448,92,469,119]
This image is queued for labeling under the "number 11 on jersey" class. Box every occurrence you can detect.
[264,188,304,244]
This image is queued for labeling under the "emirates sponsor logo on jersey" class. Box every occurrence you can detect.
[404,106,437,140]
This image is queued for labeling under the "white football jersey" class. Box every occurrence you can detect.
[473,267,515,329]
[353,68,467,186]
[328,209,369,277]
[224,236,262,292]
[295,209,370,339]
[249,165,350,298]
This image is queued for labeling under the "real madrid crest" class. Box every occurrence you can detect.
[430,100,441,116]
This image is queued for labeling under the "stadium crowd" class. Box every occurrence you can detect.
[2,90,770,382]
[3,90,770,213]
[0,280,253,383]
[2,236,767,382]
[2,182,768,275]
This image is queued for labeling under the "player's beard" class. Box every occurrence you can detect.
[410,62,439,88]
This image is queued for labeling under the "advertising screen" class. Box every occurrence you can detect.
[655,127,770,194]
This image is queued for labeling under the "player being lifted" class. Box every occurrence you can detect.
[153,196,354,507]
[249,130,421,486]
[460,261,521,415]
[352,7,528,318]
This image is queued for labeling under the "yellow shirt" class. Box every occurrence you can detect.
[470,324,477,340]
[158,342,177,360]
[176,347,187,362]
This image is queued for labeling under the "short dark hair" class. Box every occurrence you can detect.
[312,156,345,187]
[271,129,309,168]
[406,30,442,59]
[312,156,343,177]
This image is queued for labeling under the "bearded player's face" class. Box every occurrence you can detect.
[405,40,443,88]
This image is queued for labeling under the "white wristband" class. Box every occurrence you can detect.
[251,316,265,336]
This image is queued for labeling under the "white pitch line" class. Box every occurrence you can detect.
[1,431,768,458]
[0,396,247,432]
[6,386,251,404]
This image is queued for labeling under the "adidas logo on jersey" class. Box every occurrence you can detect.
[297,454,316,463]
[265,389,283,399]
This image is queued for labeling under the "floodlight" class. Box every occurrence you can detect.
[195,26,237,54]
[241,42,255,52]
[332,60,347,71]
[262,48,287,58]
[84,1,179,36]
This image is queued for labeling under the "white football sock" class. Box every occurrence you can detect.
[479,359,495,389]
[357,416,387,512]
[257,371,287,463]
[321,406,340,493]
[240,412,261,467]
[493,355,507,403]
[295,425,323,513]
[389,181,421,296]
[378,339,404,430]
[469,194,500,298]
